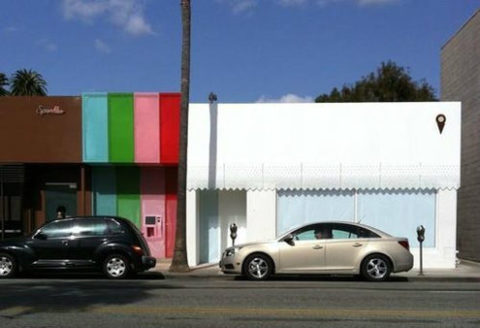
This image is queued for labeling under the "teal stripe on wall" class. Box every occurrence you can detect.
[116,166,141,227]
[199,190,219,264]
[82,93,109,162]
[92,166,117,216]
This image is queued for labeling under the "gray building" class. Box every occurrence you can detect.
[441,9,480,262]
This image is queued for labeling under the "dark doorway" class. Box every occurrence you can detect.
[44,183,78,222]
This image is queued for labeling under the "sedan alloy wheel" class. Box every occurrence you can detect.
[244,254,272,280]
[361,254,391,281]
[0,253,15,278]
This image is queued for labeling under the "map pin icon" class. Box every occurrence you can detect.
[436,114,446,134]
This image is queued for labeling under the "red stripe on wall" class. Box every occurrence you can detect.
[165,166,178,258]
[159,93,181,164]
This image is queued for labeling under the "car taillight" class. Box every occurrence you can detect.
[132,245,144,256]
[398,240,409,251]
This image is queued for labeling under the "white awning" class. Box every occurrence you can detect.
[187,163,460,190]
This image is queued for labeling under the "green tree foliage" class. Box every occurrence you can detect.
[316,61,437,102]
[10,69,47,96]
[0,73,9,96]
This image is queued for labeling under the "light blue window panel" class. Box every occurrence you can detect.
[199,190,219,264]
[83,92,108,162]
[358,190,436,247]
[277,190,355,236]
[92,166,117,216]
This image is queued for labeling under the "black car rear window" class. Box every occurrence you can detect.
[106,219,126,235]
[72,219,108,236]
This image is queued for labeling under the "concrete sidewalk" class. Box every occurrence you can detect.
[153,259,480,281]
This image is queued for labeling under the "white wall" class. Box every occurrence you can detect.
[188,102,460,168]
[219,191,247,251]
[186,190,198,267]
[410,189,457,269]
[246,190,277,242]
[186,102,461,269]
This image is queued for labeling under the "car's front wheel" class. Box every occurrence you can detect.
[103,254,130,279]
[243,254,273,281]
[361,254,391,281]
[0,253,16,279]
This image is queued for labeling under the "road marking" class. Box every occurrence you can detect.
[92,306,480,319]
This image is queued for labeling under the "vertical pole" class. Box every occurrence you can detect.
[80,165,86,216]
[419,240,424,276]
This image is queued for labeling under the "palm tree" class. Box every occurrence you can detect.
[10,69,47,96]
[169,0,191,272]
[0,73,9,96]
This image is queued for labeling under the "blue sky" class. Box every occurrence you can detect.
[1,0,478,102]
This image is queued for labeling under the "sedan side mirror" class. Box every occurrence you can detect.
[283,234,295,245]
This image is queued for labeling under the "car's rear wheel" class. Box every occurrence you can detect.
[361,254,391,282]
[243,254,273,281]
[103,254,129,279]
[0,253,16,279]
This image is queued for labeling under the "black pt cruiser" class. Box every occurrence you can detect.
[0,216,156,279]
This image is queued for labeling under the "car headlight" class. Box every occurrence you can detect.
[225,247,240,257]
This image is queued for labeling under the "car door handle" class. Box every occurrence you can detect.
[313,245,323,250]
[353,243,363,247]
[62,240,69,246]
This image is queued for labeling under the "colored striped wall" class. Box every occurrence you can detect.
[82,93,108,162]
[140,167,166,258]
[160,93,181,164]
[108,93,135,163]
[82,92,180,165]
[91,165,177,259]
[134,93,160,163]
[92,166,117,216]
[116,166,141,227]
[165,167,178,258]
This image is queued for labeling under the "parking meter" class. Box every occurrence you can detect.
[417,225,425,243]
[229,223,237,246]
[416,225,425,275]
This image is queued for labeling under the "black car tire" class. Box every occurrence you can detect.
[103,254,130,279]
[243,254,273,281]
[0,253,16,279]
[361,254,391,282]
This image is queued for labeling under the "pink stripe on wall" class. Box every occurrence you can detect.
[134,93,160,163]
[140,167,166,259]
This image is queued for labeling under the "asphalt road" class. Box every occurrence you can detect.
[0,273,479,328]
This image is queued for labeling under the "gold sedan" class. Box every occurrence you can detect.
[220,221,413,281]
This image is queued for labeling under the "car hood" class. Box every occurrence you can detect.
[229,240,276,249]
[0,236,28,247]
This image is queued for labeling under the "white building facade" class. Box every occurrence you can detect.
[186,102,461,269]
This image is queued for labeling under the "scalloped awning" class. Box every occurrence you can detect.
[187,164,460,191]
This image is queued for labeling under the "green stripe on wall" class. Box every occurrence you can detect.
[116,166,141,227]
[108,93,134,163]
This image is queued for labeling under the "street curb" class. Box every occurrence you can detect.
[158,272,480,282]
